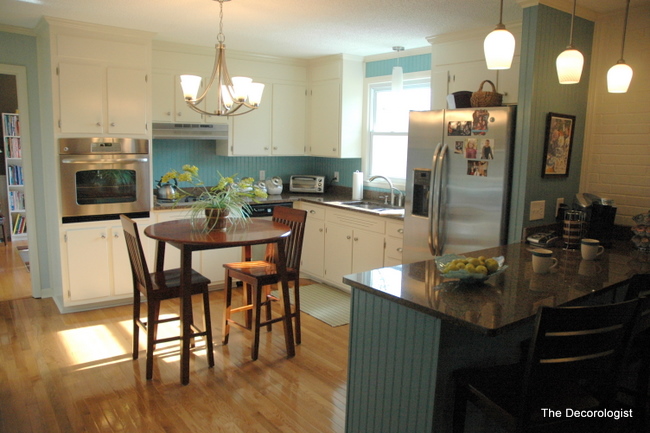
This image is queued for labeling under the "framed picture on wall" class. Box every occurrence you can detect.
[542,112,576,178]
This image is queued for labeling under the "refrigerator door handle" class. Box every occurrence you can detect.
[428,142,443,256]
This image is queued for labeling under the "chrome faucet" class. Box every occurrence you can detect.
[368,175,402,207]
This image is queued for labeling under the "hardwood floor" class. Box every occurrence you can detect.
[0,240,32,300]
[0,267,349,432]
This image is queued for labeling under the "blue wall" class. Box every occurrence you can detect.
[152,139,361,187]
[509,4,594,240]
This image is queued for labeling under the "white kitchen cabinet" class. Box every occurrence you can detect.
[152,72,207,124]
[218,82,305,156]
[307,55,363,158]
[297,202,326,278]
[384,220,404,267]
[58,62,148,135]
[323,208,386,291]
[271,83,306,155]
[63,218,154,304]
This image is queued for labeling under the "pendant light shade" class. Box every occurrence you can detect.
[556,0,583,84]
[556,48,584,84]
[608,0,633,93]
[484,0,515,70]
[391,46,404,92]
[608,61,633,93]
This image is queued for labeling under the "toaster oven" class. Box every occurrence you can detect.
[289,175,325,193]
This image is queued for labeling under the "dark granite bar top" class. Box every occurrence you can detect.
[343,241,650,336]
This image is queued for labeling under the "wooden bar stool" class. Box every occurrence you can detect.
[121,215,214,380]
[222,206,307,360]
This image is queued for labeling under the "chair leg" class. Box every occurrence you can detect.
[146,300,159,380]
[243,283,253,329]
[223,274,233,345]
[202,289,215,368]
[293,279,301,345]
[265,284,275,332]
[252,282,263,361]
[133,291,141,360]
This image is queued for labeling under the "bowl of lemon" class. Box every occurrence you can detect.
[435,254,507,283]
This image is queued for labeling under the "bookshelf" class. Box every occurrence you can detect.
[2,113,27,241]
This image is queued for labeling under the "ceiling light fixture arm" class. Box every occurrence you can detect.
[618,0,630,62]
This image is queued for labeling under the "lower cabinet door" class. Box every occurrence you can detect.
[323,223,353,288]
[66,228,111,301]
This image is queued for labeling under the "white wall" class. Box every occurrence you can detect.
[581,4,650,226]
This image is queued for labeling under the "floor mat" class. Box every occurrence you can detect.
[272,283,350,327]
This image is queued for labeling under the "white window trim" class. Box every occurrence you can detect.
[361,70,431,191]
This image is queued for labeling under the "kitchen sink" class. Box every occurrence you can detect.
[330,200,404,216]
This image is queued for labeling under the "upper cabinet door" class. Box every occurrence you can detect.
[152,72,175,122]
[309,80,341,157]
[58,62,104,134]
[107,67,148,135]
[272,83,306,156]
[231,81,272,156]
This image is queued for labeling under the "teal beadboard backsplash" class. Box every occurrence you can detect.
[152,139,361,187]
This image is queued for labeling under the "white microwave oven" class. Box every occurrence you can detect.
[289,175,325,193]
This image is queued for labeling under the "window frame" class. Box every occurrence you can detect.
[363,71,431,191]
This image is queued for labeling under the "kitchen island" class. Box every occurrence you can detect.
[342,241,648,433]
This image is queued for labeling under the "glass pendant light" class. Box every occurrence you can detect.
[484,0,515,70]
[391,46,404,92]
[608,0,633,93]
[556,0,584,84]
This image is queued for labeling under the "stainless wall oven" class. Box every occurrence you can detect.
[59,138,150,223]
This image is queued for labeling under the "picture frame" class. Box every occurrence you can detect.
[542,112,576,178]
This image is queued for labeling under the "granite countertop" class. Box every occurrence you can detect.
[343,241,649,335]
[153,186,405,220]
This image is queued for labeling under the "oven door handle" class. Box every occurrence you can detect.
[60,157,149,164]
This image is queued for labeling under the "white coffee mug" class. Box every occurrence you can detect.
[581,238,605,261]
[531,248,559,274]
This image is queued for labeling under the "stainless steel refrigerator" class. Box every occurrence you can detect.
[403,106,516,263]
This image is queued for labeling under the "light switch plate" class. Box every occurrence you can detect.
[530,200,545,221]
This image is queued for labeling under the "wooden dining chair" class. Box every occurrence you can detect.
[222,206,307,360]
[120,215,214,380]
[452,298,641,433]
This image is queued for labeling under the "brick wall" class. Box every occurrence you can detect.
[581,4,650,226]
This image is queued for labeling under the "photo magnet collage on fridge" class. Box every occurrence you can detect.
[448,109,495,178]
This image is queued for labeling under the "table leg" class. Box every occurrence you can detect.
[274,239,295,358]
[154,240,166,273]
[179,245,193,385]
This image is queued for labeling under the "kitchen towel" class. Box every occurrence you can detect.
[352,171,363,200]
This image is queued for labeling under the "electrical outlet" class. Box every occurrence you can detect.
[259,170,266,181]
[555,197,564,217]
[530,200,545,221]
[333,171,339,183]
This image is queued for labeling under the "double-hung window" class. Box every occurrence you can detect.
[367,78,431,189]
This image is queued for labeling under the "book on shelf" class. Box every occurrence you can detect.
[2,113,20,137]
[5,137,21,158]
[12,214,26,235]
[7,164,23,186]
[8,190,25,211]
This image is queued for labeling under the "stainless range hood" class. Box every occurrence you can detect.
[152,122,228,140]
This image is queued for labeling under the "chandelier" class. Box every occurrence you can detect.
[180,0,264,117]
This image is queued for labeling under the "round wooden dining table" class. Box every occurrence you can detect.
[145,218,293,385]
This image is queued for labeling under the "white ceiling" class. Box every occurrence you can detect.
[0,0,644,59]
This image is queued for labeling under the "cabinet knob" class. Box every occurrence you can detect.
[273,147,278,151]
[96,122,101,127]
[398,228,404,234]
[397,247,403,253]
[309,210,316,214]
[114,233,119,239]
[264,147,269,151]
[346,235,351,240]
[177,112,182,117]
[166,111,171,116]
[319,228,323,232]
[332,148,336,152]
[101,233,106,239]
[353,237,359,242]
[110,122,115,127]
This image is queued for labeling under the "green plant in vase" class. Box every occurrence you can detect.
[160,165,268,231]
